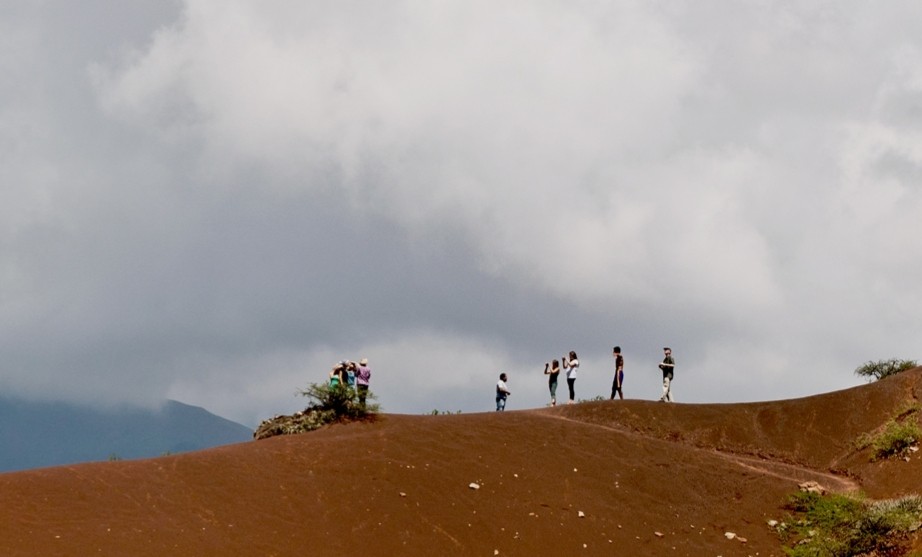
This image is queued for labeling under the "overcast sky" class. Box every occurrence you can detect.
[2,1,921,427]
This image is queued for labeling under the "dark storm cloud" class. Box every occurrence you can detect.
[2,1,921,425]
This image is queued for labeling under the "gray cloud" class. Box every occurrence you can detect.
[2,1,921,426]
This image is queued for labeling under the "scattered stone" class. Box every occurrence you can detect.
[736,536,748,543]
[469,483,481,490]
[655,531,664,537]
[798,481,826,495]
[578,511,585,518]
[767,520,779,527]
[399,492,407,498]
[724,532,736,540]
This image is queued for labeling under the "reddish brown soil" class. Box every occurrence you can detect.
[1,369,921,556]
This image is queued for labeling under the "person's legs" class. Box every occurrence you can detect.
[496,396,506,411]
[661,376,672,402]
[549,379,558,406]
[357,384,368,407]
[567,378,576,403]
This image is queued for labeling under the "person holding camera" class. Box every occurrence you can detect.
[562,351,580,404]
[544,359,561,406]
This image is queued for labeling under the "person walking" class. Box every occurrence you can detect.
[658,347,675,402]
[562,351,580,404]
[544,359,561,406]
[355,358,372,407]
[496,373,511,411]
[610,346,625,400]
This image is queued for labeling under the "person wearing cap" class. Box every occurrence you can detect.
[658,347,675,402]
[329,361,347,388]
[355,358,372,407]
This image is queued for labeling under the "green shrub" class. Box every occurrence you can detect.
[854,359,918,382]
[254,383,378,440]
[777,492,922,556]
[870,419,921,461]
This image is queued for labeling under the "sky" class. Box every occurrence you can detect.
[2,1,921,427]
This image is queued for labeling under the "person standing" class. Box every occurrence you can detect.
[329,361,347,388]
[610,346,625,400]
[355,358,372,407]
[562,351,580,404]
[658,347,675,402]
[544,359,561,406]
[496,373,511,411]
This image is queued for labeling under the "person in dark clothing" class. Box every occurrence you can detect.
[610,346,624,400]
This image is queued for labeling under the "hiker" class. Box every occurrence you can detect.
[562,351,580,404]
[544,359,561,406]
[611,346,624,400]
[496,373,511,411]
[355,358,372,407]
[345,361,357,390]
[329,361,347,388]
[658,347,675,402]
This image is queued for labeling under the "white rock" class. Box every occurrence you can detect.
[578,511,585,518]
[724,532,736,540]
[469,483,481,490]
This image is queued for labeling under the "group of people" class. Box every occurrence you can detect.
[495,346,677,411]
[328,358,373,406]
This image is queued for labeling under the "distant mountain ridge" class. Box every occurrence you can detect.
[0,397,252,472]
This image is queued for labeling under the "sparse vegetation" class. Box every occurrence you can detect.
[776,491,922,556]
[253,383,378,440]
[855,359,918,382]
[869,420,922,461]
[854,410,921,461]
[428,409,462,415]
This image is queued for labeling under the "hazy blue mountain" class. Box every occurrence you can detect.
[0,398,252,472]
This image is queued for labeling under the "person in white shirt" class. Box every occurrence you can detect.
[495,373,511,411]
[562,351,580,404]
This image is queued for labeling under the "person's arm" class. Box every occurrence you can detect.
[544,362,549,375]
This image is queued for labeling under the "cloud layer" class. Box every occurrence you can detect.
[2,1,921,425]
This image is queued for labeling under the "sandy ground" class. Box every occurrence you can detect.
[1,368,920,556]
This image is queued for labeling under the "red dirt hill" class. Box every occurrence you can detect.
[1,369,920,556]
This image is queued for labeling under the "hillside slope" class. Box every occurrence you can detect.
[0,370,919,556]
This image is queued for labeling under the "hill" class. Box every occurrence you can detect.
[0,369,920,556]
[0,398,252,472]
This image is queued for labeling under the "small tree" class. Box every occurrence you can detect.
[254,383,379,440]
[854,359,918,382]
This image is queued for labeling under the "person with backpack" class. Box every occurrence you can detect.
[611,346,625,400]
[496,373,511,411]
